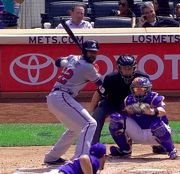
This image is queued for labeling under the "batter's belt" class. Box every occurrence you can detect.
[53,87,73,95]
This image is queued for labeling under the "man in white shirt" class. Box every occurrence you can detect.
[56,3,92,29]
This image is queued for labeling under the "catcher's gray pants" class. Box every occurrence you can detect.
[125,117,172,144]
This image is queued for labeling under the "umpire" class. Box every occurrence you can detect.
[89,55,148,143]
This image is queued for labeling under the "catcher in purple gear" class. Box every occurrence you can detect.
[109,77,178,160]
[57,143,107,174]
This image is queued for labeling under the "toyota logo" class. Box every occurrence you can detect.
[10,53,58,85]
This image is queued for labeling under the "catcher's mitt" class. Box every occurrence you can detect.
[139,103,152,114]
[125,103,151,115]
[124,103,141,115]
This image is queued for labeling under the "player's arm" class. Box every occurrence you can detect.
[88,77,103,113]
[154,106,166,116]
[79,155,93,174]
[89,90,102,113]
[55,57,68,68]
[86,64,110,113]
[139,104,166,116]
[89,74,111,112]
[150,95,166,116]
[55,55,75,68]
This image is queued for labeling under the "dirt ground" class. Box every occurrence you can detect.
[0,144,180,174]
[0,100,180,174]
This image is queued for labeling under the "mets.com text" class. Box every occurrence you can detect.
[29,36,84,44]
[132,34,180,43]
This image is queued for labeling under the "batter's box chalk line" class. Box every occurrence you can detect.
[129,168,180,174]
[13,166,59,174]
[129,168,167,173]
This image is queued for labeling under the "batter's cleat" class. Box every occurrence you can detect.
[152,145,167,154]
[44,157,66,165]
[168,148,178,160]
[110,146,132,158]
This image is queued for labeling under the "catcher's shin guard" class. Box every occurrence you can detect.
[110,146,132,158]
[151,120,175,154]
[109,113,132,154]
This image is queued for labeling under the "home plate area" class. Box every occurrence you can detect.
[13,153,180,174]
[13,167,60,174]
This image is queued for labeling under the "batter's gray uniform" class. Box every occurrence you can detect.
[44,55,101,162]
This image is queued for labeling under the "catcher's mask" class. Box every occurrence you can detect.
[117,55,137,84]
[82,40,99,63]
[130,77,152,102]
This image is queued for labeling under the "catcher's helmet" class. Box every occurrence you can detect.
[117,55,137,84]
[130,77,152,101]
[82,40,99,63]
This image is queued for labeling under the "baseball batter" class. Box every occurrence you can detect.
[44,40,102,165]
[109,77,178,160]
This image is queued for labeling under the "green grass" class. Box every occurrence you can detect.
[0,121,179,146]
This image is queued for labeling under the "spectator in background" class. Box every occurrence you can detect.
[0,0,4,28]
[56,3,92,29]
[0,0,3,25]
[1,0,24,29]
[0,0,3,13]
[110,0,136,27]
[153,0,172,17]
[137,1,179,27]
[175,3,180,18]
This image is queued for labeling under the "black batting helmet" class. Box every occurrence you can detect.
[117,55,137,67]
[82,40,99,63]
[83,40,99,53]
[117,55,137,84]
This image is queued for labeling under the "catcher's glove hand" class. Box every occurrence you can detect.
[124,103,142,115]
[125,103,152,115]
[139,103,152,115]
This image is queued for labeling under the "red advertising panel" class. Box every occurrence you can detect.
[0,43,180,92]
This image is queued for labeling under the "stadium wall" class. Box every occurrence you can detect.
[0,28,180,100]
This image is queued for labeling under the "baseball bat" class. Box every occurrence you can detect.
[60,18,82,51]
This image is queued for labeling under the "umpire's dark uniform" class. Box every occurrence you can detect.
[92,70,149,144]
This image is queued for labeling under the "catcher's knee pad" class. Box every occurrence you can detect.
[150,120,171,142]
[109,113,126,136]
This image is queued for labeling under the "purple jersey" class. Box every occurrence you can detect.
[58,155,100,174]
[124,91,166,129]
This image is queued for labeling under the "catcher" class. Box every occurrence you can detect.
[109,77,178,160]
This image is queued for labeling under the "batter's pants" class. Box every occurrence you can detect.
[44,91,97,162]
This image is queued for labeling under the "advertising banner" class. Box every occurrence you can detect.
[0,43,180,92]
